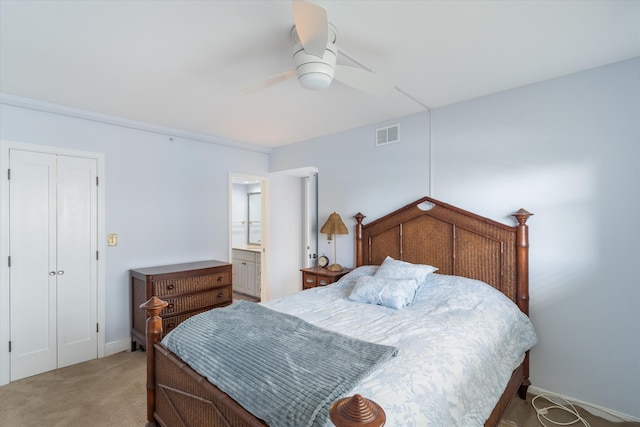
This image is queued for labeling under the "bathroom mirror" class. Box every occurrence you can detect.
[248,192,261,245]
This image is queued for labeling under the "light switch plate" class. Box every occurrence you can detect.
[107,234,118,246]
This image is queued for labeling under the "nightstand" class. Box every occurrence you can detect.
[301,266,352,290]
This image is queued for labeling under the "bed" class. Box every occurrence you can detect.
[141,196,535,427]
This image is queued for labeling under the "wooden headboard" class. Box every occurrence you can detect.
[354,196,533,315]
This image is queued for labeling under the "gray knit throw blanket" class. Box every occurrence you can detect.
[163,301,398,427]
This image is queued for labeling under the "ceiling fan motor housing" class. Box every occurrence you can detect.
[291,24,338,90]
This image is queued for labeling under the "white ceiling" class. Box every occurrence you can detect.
[1,0,639,148]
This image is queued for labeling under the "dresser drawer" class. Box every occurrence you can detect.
[162,309,210,335]
[302,272,317,288]
[162,285,232,315]
[153,271,230,296]
[318,276,333,286]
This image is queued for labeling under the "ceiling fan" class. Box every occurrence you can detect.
[242,0,394,96]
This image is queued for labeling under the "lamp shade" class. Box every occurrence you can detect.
[320,212,348,235]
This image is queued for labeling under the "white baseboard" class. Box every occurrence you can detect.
[529,386,640,423]
[104,338,132,356]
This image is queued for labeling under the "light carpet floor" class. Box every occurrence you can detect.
[0,350,637,427]
[0,351,146,427]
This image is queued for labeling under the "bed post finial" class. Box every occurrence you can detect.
[354,213,366,267]
[513,208,533,226]
[141,296,168,427]
[330,394,386,427]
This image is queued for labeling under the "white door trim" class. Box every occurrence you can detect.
[0,140,106,386]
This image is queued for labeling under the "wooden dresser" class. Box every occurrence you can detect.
[131,260,232,351]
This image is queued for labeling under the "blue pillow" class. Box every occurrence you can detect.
[338,265,379,282]
[374,256,438,287]
[349,276,418,310]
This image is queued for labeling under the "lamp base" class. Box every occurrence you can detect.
[327,263,343,272]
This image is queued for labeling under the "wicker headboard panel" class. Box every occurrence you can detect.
[354,196,532,315]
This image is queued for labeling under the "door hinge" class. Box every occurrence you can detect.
[96,176,99,186]
[96,323,99,333]
[8,341,11,352]
[7,256,10,267]
[7,169,10,180]
[96,251,99,260]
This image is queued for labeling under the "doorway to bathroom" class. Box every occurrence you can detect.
[230,175,266,302]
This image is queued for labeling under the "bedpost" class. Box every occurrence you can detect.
[512,209,533,316]
[141,296,168,427]
[512,208,533,399]
[354,213,365,267]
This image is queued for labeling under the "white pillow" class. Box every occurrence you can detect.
[374,256,438,287]
[349,276,419,310]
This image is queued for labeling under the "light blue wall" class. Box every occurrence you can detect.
[270,58,640,418]
[0,104,270,347]
[270,111,431,269]
[432,57,640,419]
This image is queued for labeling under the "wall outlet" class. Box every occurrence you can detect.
[107,234,118,246]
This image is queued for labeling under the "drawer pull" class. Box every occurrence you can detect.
[167,303,174,309]
[217,292,224,298]
[167,322,175,329]
[306,278,314,283]
[319,280,328,285]
[217,276,223,282]
[167,284,175,290]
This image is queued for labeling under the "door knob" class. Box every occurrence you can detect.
[49,271,56,276]
[57,270,65,275]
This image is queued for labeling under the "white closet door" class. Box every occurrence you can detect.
[9,150,58,380]
[9,150,98,380]
[56,155,98,368]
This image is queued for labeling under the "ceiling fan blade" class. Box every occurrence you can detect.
[241,70,297,94]
[334,65,394,96]
[292,0,328,57]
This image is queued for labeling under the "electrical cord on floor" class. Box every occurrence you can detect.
[532,393,590,427]
[531,393,633,427]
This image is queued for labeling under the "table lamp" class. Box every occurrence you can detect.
[320,212,348,271]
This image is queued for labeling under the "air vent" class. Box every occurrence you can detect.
[376,124,400,146]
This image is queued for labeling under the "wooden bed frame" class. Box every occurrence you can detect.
[142,196,533,427]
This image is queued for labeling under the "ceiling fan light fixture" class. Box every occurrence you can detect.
[246,11,391,95]
[293,41,337,91]
[298,71,333,90]
[299,72,333,90]
[291,22,337,91]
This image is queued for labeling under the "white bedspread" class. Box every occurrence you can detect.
[263,270,537,426]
